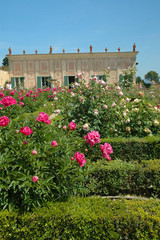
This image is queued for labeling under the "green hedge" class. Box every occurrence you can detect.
[84,159,160,197]
[86,136,160,161]
[0,197,160,239]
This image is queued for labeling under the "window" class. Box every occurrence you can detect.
[15,77,24,88]
[42,77,51,88]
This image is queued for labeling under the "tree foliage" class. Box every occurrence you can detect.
[136,76,142,85]
[144,71,159,83]
[2,57,9,66]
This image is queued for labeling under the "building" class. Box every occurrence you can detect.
[7,44,138,89]
[0,69,9,88]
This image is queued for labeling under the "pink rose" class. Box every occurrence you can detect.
[32,150,37,155]
[0,116,10,127]
[32,176,38,182]
[74,151,86,167]
[26,93,30,97]
[0,96,17,107]
[20,126,33,135]
[51,141,58,147]
[36,112,51,124]
[84,131,101,147]
[68,121,76,131]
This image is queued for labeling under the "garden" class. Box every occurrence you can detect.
[0,68,160,239]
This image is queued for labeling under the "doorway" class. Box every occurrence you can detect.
[69,76,75,88]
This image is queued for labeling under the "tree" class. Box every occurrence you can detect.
[136,76,142,85]
[144,71,159,83]
[2,57,9,66]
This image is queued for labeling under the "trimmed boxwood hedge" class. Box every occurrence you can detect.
[0,197,160,239]
[85,136,160,161]
[84,159,160,197]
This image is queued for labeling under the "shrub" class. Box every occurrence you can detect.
[84,159,160,197]
[0,197,160,239]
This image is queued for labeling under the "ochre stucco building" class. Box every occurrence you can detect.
[7,44,138,89]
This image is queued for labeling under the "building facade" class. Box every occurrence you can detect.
[7,45,138,89]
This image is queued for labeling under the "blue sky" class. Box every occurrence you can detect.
[0,0,160,79]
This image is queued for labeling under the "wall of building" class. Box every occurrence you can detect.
[7,51,138,89]
[0,70,9,87]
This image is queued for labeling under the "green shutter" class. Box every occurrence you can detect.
[119,74,123,85]
[64,76,69,86]
[11,77,14,89]
[37,77,42,89]
[20,77,24,87]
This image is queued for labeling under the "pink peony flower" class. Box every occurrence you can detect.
[84,131,101,147]
[36,112,51,124]
[26,93,30,97]
[10,91,15,96]
[0,96,17,107]
[68,121,76,131]
[100,143,113,161]
[32,176,38,182]
[74,151,86,167]
[19,96,24,101]
[20,126,33,135]
[19,102,24,106]
[0,116,10,127]
[0,92,5,98]
[51,141,58,147]
[32,150,37,155]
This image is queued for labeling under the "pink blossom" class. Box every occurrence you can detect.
[20,126,33,135]
[0,116,10,127]
[51,141,58,147]
[68,121,76,131]
[36,112,51,124]
[71,157,74,161]
[10,91,15,96]
[32,150,37,155]
[63,126,66,130]
[103,105,108,109]
[118,91,123,96]
[100,143,113,161]
[29,90,33,94]
[84,131,101,147]
[54,97,58,101]
[111,102,116,108]
[19,96,24,101]
[74,151,86,167]
[19,102,24,106]
[0,92,5,98]
[32,176,38,182]
[0,96,17,107]
[26,93,30,97]
[23,141,28,145]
